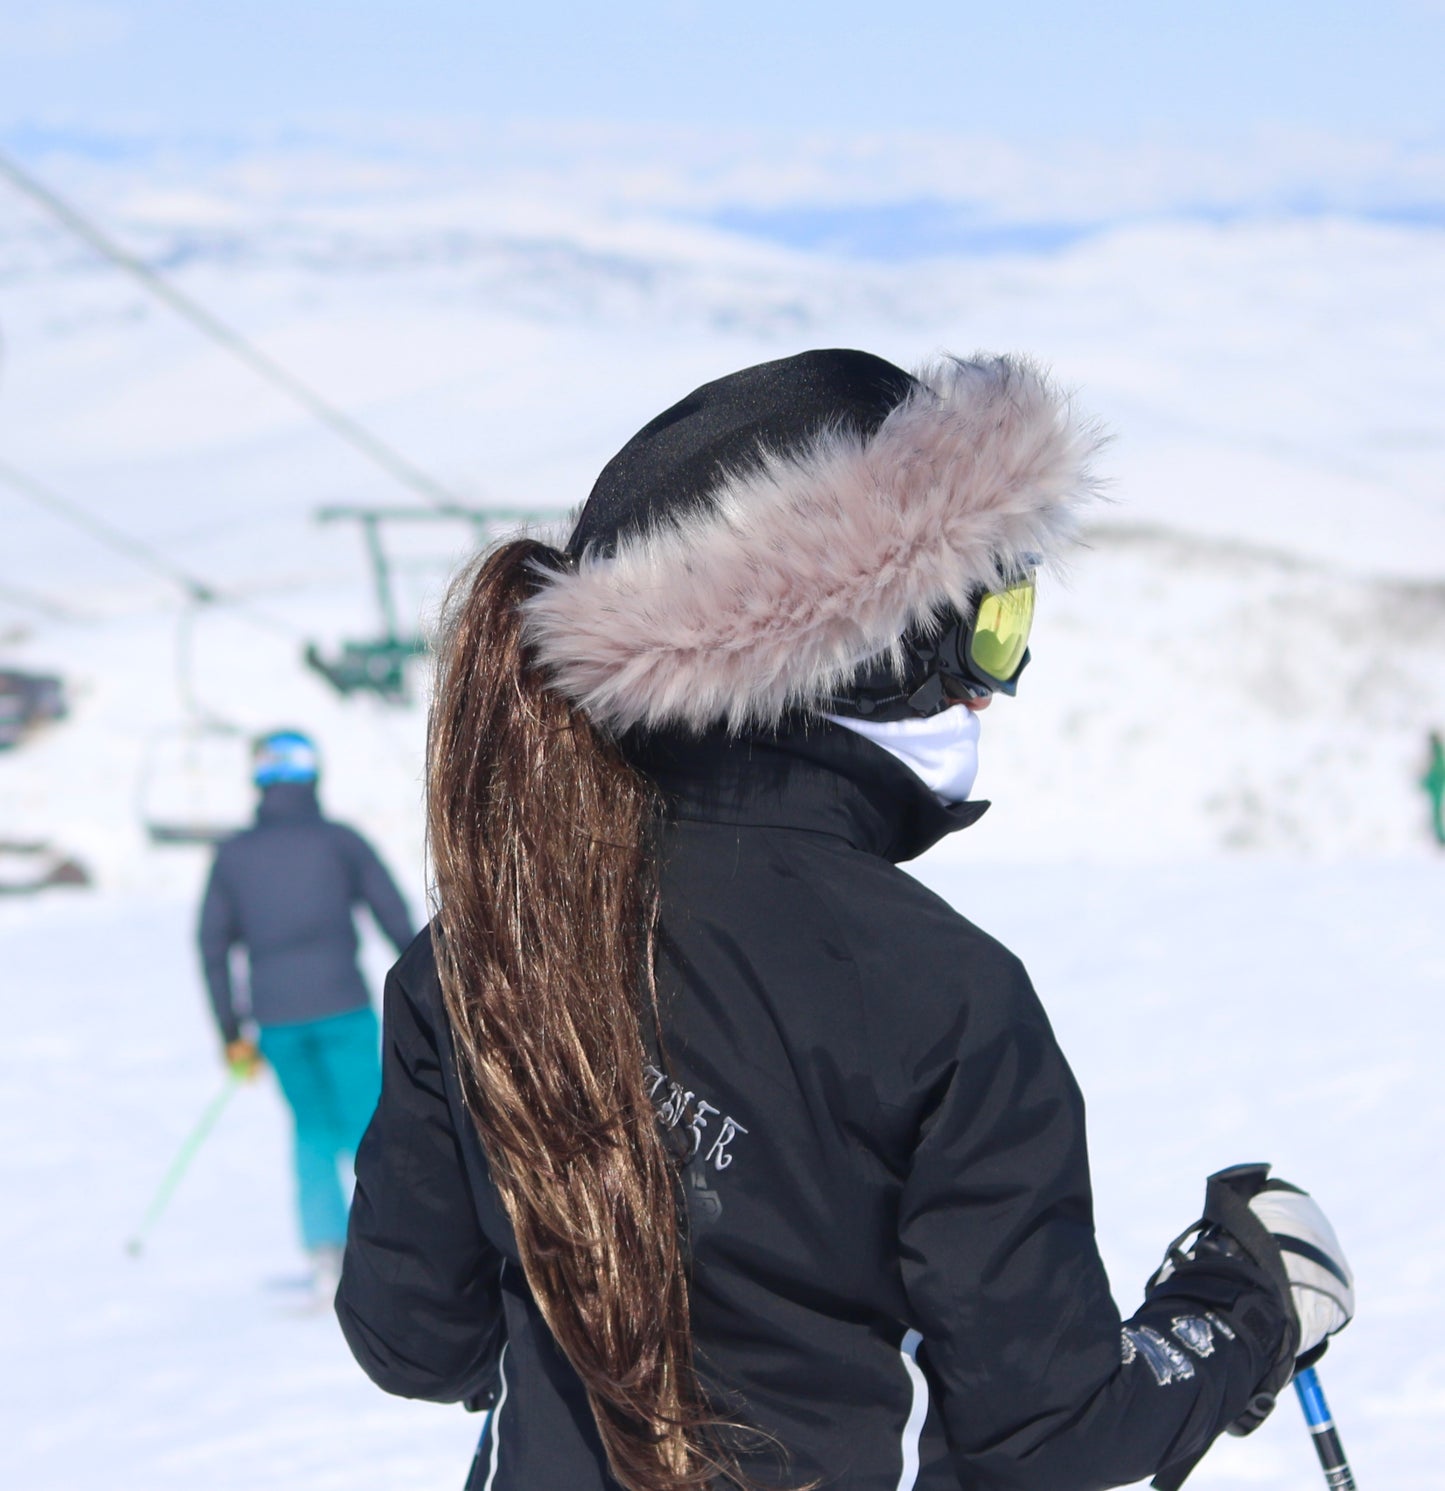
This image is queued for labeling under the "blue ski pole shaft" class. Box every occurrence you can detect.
[125,1072,241,1255]
[1294,1366,1356,1490]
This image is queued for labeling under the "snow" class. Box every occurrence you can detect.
[4,861,1441,1489]
[1,136,1443,1488]
[1,894,479,1491]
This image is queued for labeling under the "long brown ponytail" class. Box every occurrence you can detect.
[427,538,729,1491]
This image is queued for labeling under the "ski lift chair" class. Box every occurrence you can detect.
[304,637,417,704]
[0,669,67,749]
[138,721,255,846]
[0,840,91,894]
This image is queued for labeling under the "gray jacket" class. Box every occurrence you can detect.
[198,782,414,1043]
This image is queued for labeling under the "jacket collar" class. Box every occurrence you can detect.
[624,717,986,864]
[256,781,322,823]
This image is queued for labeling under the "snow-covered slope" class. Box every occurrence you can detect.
[4,862,1442,1491]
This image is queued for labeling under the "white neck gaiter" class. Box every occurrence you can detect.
[826,705,982,804]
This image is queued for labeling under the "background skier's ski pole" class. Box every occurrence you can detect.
[1295,1365,1356,1490]
[125,1072,241,1255]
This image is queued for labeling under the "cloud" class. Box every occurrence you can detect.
[7,117,1444,253]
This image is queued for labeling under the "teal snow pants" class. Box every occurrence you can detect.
[258,1006,381,1251]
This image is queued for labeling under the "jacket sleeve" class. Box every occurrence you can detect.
[197,854,242,1045]
[336,947,506,1403]
[342,828,416,953]
[897,955,1288,1491]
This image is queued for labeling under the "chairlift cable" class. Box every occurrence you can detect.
[0,149,466,511]
[1,454,537,708]
[0,455,217,603]
[0,577,89,623]
[0,455,324,643]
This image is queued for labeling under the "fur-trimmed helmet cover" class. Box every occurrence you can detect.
[523,348,1102,733]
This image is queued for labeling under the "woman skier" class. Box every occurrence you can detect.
[336,350,1353,1491]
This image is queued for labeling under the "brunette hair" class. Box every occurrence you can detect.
[426,537,734,1491]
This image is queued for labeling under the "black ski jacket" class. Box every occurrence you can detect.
[198,782,415,1043]
[337,723,1288,1491]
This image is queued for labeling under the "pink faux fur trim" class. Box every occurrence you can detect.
[522,355,1103,732]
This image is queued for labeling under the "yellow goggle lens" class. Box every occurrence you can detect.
[968,581,1035,682]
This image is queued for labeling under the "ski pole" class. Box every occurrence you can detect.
[125,1072,241,1255]
[1294,1366,1356,1490]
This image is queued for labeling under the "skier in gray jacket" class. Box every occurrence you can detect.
[199,729,414,1282]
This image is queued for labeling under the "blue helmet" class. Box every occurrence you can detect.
[252,729,320,787]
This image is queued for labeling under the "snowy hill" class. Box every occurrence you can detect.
[2,143,1443,865]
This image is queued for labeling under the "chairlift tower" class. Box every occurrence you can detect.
[304,504,544,704]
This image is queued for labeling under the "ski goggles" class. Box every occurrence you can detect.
[961,578,1036,693]
[831,574,1036,720]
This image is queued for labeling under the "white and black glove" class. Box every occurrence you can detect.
[1145,1164,1354,1491]
[1245,1178,1354,1359]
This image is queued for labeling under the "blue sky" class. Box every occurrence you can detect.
[1,0,1442,146]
